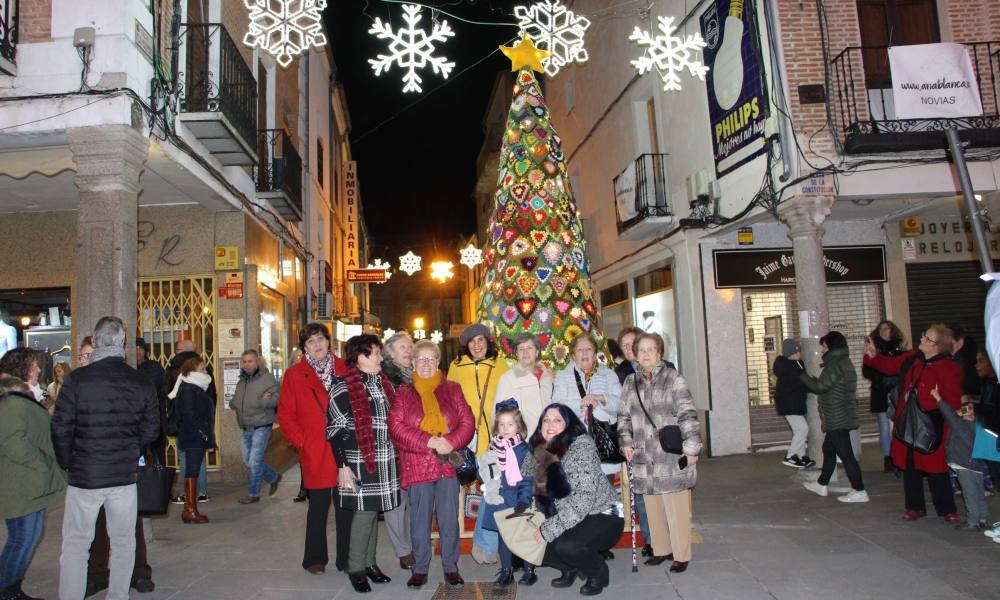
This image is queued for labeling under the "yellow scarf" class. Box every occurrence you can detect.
[415,370,447,436]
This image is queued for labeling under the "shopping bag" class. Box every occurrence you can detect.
[972,423,1000,462]
[494,507,546,565]
[136,464,176,516]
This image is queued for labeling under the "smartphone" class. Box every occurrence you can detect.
[678,455,688,469]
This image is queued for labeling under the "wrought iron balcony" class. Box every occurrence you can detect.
[177,23,257,165]
[254,129,303,221]
[0,0,18,75]
[830,42,1000,154]
[614,153,672,240]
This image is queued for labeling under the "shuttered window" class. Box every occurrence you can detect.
[905,261,994,346]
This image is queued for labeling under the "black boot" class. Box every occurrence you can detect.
[348,572,372,593]
[551,570,580,588]
[519,565,538,586]
[580,578,606,596]
[884,456,894,473]
[494,568,515,587]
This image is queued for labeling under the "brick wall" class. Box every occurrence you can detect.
[275,58,299,143]
[18,0,52,43]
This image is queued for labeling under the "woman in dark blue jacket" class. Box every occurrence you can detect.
[167,355,216,524]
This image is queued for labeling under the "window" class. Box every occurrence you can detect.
[857,0,940,87]
[316,139,325,189]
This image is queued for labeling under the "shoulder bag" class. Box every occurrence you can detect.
[576,369,625,464]
[136,454,176,516]
[893,361,944,454]
[634,375,683,454]
[494,506,546,565]
[450,363,495,485]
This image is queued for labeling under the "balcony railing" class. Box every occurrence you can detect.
[0,0,18,74]
[177,23,257,165]
[614,154,671,239]
[830,42,1000,154]
[255,129,303,221]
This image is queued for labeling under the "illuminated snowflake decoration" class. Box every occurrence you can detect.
[382,328,396,342]
[459,243,483,269]
[367,258,393,284]
[514,0,590,76]
[430,261,455,283]
[243,0,328,68]
[629,16,708,92]
[414,329,427,340]
[430,330,444,344]
[369,4,455,93]
[399,251,422,276]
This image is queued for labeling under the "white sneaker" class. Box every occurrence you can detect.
[984,523,1000,538]
[803,481,828,497]
[828,484,852,494]
[837,490,870,503]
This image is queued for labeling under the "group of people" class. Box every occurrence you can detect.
[773,320,1000,534]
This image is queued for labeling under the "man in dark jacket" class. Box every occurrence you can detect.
[773,339,815,469]
[232,349,282,504]
[51,316,160,600]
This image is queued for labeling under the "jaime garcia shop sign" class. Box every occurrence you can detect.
[700,0,768,178]
[713,246,887,289]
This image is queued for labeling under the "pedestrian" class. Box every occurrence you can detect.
[164,350,211,504]
[772,339,815,469]
[481,400,537,587]
[523,404,625,595]
[493,333,553,437]
[0,348,43,404]
[379,331,416,570]
[327,335,400,593]
[231,349,282,504]
[801,331,869,503]
[933,392,991,531]
[50,316,160,600]
[45,362,71,415]
[277,322,351,574]
[861,320,907,472]
[0,375,66,600]
[167,354,215,524]
[388,339,474,590]
[864,324,962,521]
[447,323,508,564]
[618,333,702,572]
[947,324,981,396]
[76,337,94,367]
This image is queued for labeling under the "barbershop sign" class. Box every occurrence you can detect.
[713,246,887,289]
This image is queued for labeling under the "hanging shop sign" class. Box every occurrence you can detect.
[713,246,887,288]
[339,161,360,272]
[346,268,387,283]
[700,0,768,178]
[888,43,983,120]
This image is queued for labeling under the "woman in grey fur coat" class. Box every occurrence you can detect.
[618,333,702,573]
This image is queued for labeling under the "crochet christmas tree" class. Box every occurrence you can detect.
[477,37,606,369]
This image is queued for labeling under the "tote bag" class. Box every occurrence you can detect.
[495,507,546,565]
[894,387,943,454]
[137,464,176,516]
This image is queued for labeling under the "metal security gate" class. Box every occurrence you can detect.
[905,261,995,347]
[137,275,219,469]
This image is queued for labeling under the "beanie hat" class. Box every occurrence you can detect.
[135,337,150,354]
[459,323,491,347]
[781,339,801,358]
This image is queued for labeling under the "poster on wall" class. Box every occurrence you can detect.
[889,43,983,120]
[700,0,768,177]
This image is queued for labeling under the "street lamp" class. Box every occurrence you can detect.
[413,317,425,330]
[429,261,455,283]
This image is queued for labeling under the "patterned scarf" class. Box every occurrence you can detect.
[491,433,524,485]
[414,370,447,436]
[346,367,396,473]
[306,354,335,392]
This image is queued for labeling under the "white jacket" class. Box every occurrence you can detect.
[493,363,553,437]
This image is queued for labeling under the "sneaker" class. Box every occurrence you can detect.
[837,490,870,503]
[197,494,210,503]
[803,481,828,497]
[170,494,185,505]
[799,456,817,469]
[782,455,804,468]
[983,522,1000,538]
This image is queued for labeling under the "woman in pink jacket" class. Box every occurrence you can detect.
[388,340,474,590]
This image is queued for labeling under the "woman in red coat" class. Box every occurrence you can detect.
[388,340,474,589]
[863,323,962,521]
[278,322,349,574]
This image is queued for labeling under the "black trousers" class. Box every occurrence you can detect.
[817,429,865,491]
[303,487,353,571]
[903,450,957,515]
[543,514,624,584]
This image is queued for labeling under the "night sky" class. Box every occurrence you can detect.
[326,1,520,260]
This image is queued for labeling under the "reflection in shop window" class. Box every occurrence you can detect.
[260,287,288,380]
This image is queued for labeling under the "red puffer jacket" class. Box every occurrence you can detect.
[863,350,962,473]
[277,354,347,489]
[389,378,475,489]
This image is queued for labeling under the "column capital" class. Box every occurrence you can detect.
[777,195,835,239]
[67,125,149,195]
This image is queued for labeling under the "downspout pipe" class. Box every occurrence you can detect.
[763,0,796,182]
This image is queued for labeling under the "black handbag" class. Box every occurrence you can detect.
[164,398,179,437]
[894,363,943,454]
[634,376,683,454]
[575,370,625,464]
[136,459,176,516]
[449,448,480,486]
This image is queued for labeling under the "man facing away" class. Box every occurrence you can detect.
[51,317,160,600]
[231,349,283,503]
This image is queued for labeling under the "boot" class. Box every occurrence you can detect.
[883,456,894,473]
[181,478,208,524]
[493,568,514,587]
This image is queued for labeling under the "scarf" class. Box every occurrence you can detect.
[414,370,447,436]
[307,354,335,392]
[167,371,212,399]
[345,367,396,474]
[90,345,125,363]
[491,433,524,485]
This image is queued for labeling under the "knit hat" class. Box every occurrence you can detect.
[459,323,491,347]
[135,337,150,354]
[781,338,801,357]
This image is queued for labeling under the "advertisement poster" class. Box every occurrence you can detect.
[888,43,983,119]
[700,0,767,177]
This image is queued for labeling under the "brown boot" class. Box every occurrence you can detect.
[181,478,208,524]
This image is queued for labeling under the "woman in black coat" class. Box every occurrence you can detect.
[773,339,813,469]
[168,355,216,524]
[861,320,906,472]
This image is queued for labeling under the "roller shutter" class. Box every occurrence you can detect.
[905,261,995,345]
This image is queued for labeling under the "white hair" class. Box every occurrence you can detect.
[93,316,126,348]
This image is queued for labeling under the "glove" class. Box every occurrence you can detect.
[513,502,529,514]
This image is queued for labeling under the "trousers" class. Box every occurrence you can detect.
[543,514,623,583]
[347,510,379,573]
[240,426,279,498]
[59,485,137,600]
[408,477,460,575]
[87,507,150,586]
[0,509,46,589]
[817,429,865,491]
[383,488,411,557]
[785,415,809,458]
[645,489,693,562]
[903,450,957,515]
[302,488,353,571]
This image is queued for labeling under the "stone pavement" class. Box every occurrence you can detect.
[12,445,1000,600]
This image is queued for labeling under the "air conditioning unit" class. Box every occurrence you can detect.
[316,292,332,319]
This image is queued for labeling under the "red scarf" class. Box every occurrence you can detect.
[345,367,395,474]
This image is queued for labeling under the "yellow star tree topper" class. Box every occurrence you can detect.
[500,35,552,73]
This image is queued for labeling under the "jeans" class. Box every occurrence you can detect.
[633,493,651,545]
[955,468,991,525]
[178,450,207,496]
[472,507,498,561]
[184,449,206,479]
[0,509,46,589]
[241,426,279,497]
[817,429,865,491]
[876,411,892,456]
[59,485,137,600]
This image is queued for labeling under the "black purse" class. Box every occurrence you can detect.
[634,376,683,454]
[136,456,176,516]
[575,370,625,464]
[449,448,480,486]
[894,363,943,454]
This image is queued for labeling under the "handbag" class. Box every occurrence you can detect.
[575,370,625,464]
[893,363,943,454]
[449,448,480,487]
[972,423,1000,462]
[136,458,176,516]
[494,506,546,565]
[164,398,179,437]
[634,376,683,454]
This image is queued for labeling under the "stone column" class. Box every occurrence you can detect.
[68,125,149,363]
[778,195,835,465]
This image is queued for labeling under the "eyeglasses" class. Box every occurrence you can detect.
[415,356,438,363]
[77,352,92,360]
[921,333,939,344]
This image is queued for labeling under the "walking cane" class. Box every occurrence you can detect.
[626,460,638,573]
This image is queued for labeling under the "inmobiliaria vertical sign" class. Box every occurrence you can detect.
[339,161,360,271]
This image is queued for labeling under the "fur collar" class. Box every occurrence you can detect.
[532,443,571,504]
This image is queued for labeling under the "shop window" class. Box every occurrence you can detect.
[632,266,678,368]
[0,287,72,384]
[260,286,289,380]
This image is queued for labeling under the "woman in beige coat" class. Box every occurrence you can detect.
[618,333,701,573]
[493,333,552,436]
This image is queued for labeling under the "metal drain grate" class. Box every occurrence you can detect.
[431,582,517,600]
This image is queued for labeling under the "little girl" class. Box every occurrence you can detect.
[481,399,536,587]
